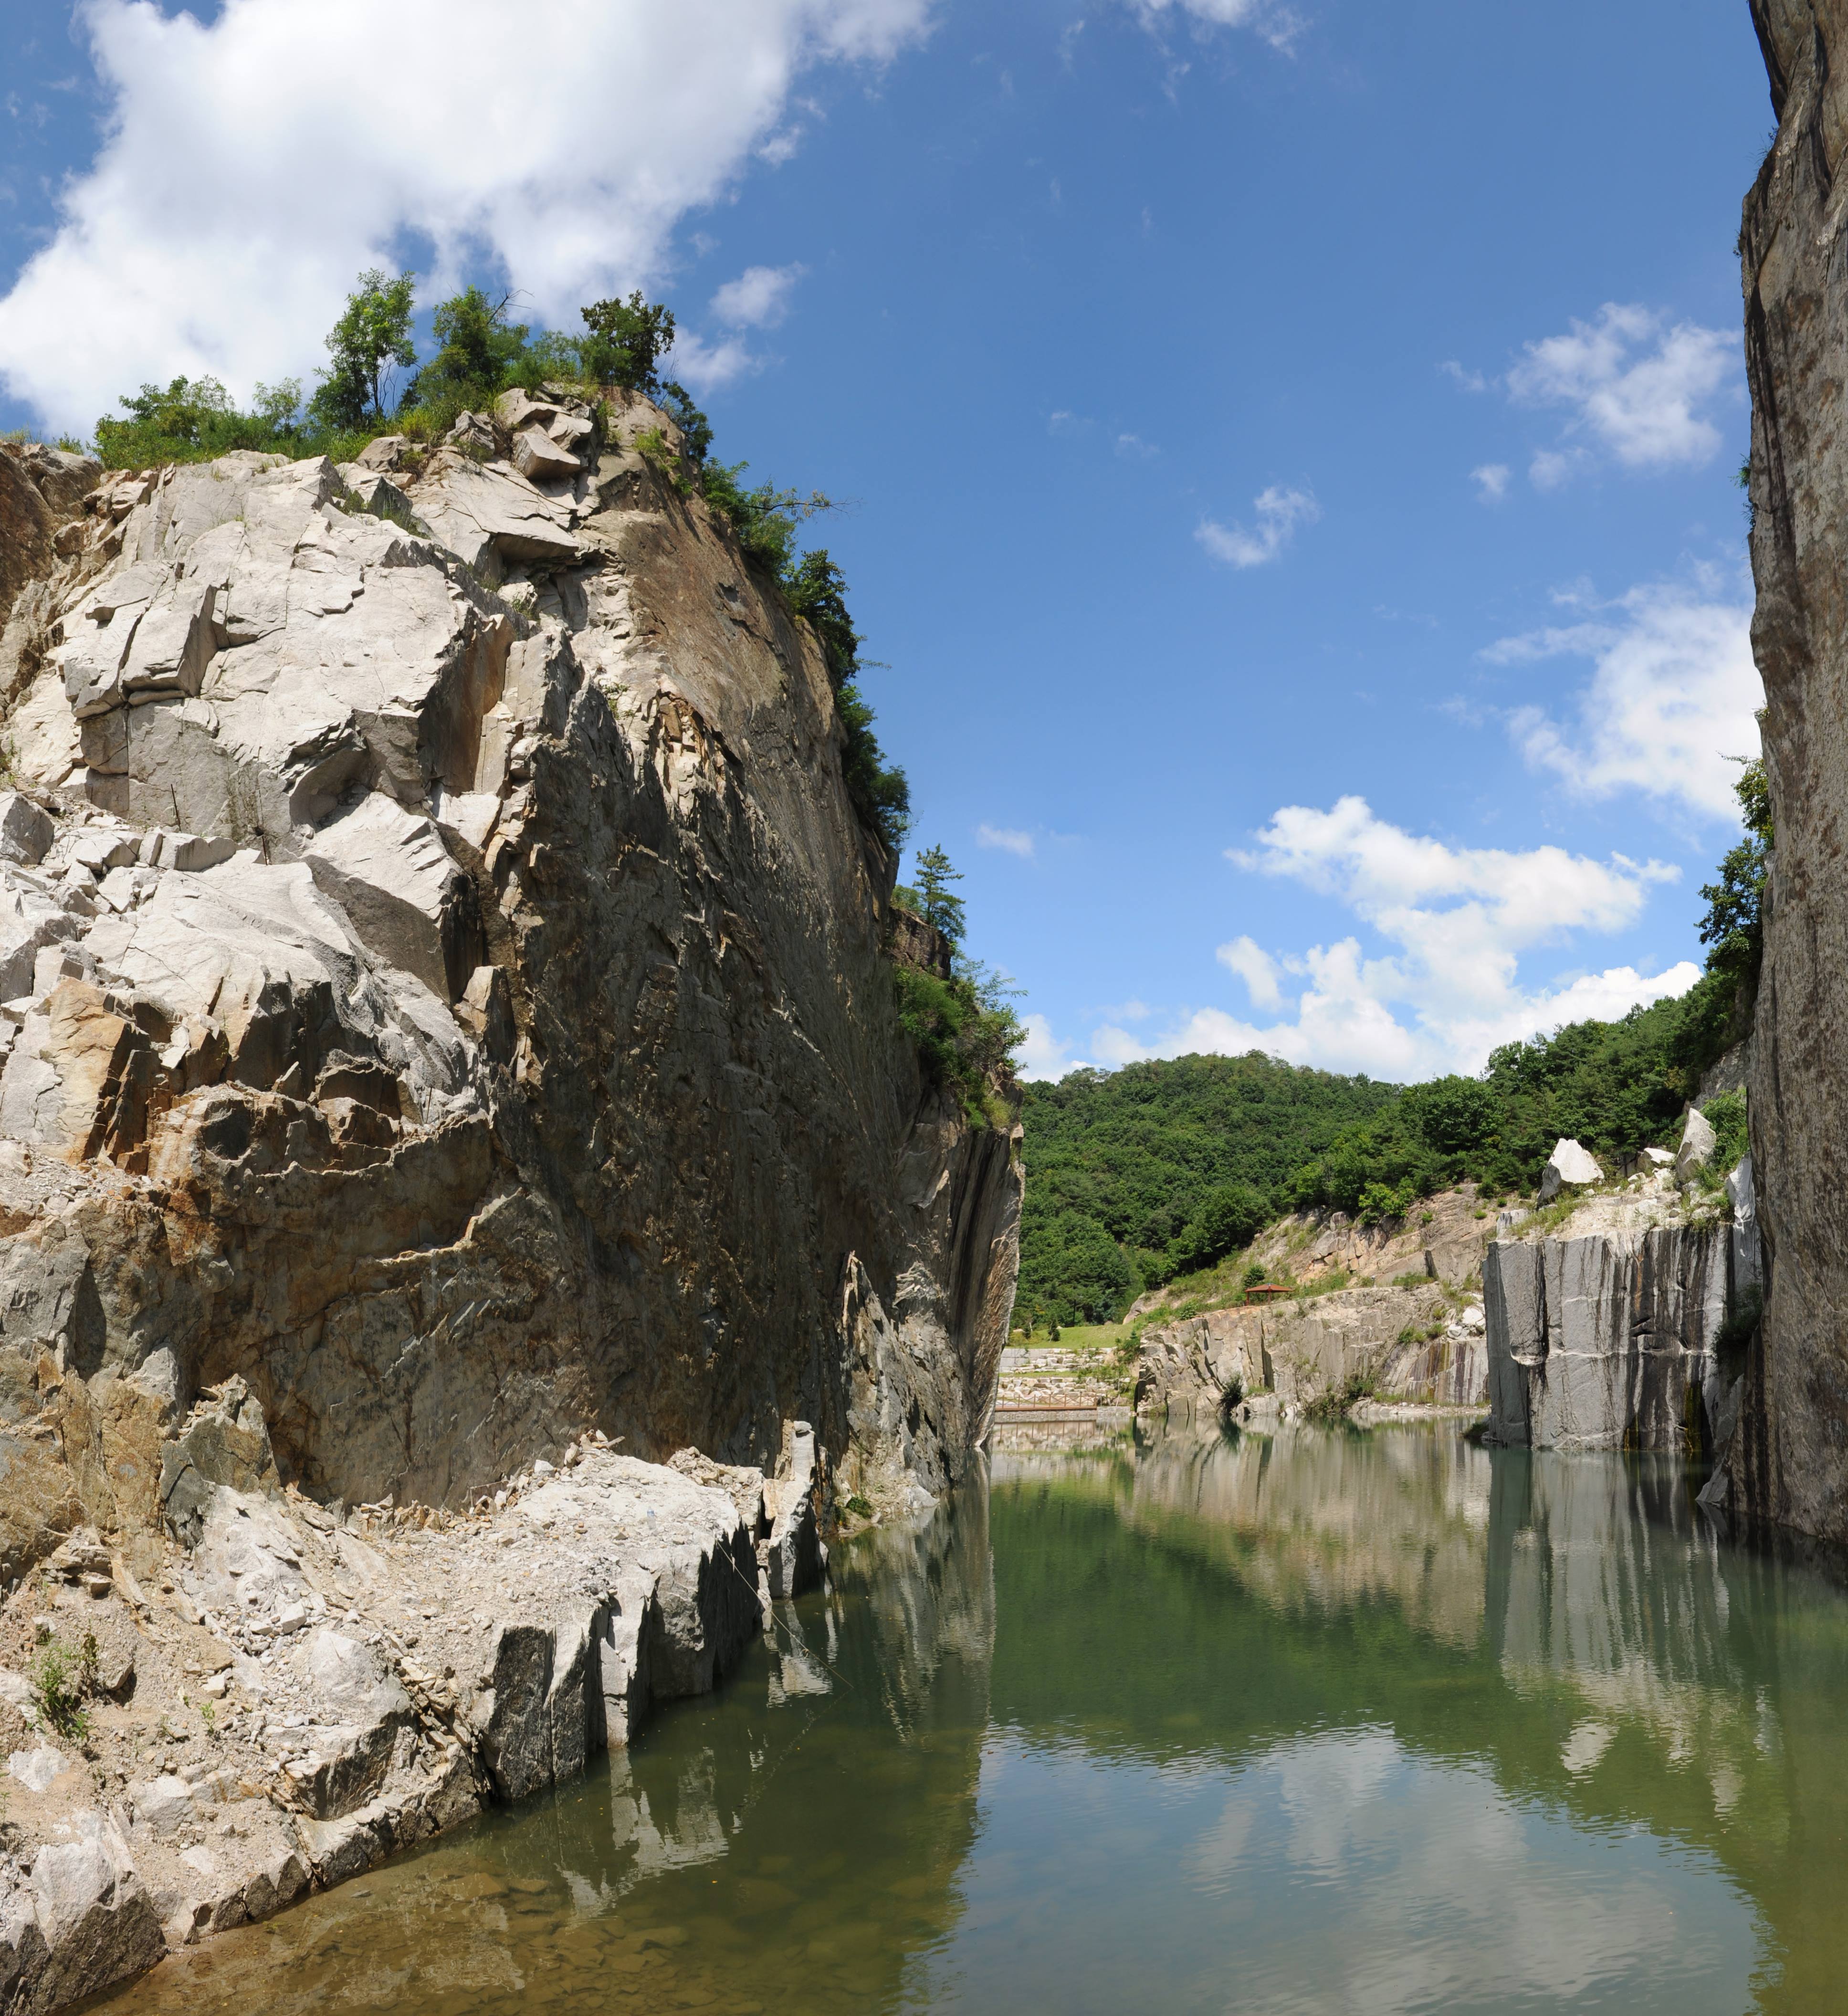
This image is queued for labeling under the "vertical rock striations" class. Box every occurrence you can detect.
[1733,0,1848,1537]
[1483,1218,1733,1453]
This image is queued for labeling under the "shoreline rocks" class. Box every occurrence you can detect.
[0,1424,816,2012]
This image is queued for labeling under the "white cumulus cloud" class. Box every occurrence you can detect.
[977,824,1036,859]
[1197,485,1319,569]
[1506,302,1738,475]
[711,262,807,328]
[1078,800,1693,1080]
[1485,575,1761,820]
[1017,1013,1086,1081]
[1217,934,1283,1012]
[1471,463,1510,502]
[0,0,933,432]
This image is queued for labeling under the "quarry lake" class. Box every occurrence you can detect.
[99,1425,1848,2016]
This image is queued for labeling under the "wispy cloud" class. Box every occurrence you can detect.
[1506,302,1739,477]
[711,261,806,328]
[1471,463,1510,502]
[1123,0,1303,54]
[1197,484,1319,569]
[977,823,1035,859]
[1485,572,1761,821]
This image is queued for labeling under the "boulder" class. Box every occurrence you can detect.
[21,1834,164,2015]
[351,435,415,473]
[512,428,583,484]
[1674,1105,1717,1186]
[764,1423,821,1600]
[305,793,479,1000]
[444,412,497,457]
[284,1629,415,1819]
[405,450,584,581]
[1537,1138,1603,1204]
[0,795,54,866]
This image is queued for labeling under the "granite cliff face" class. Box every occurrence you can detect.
[1727,0,1848,1538]
[1482,1170,1754,1456]
[0,394,1020,1557]
[0,395,1019,2008]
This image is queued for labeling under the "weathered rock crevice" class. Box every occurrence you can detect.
[0,397,1021,2010]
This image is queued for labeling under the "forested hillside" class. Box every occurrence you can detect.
[1017,1056,1396,1325]
[1016,766,1765,1328]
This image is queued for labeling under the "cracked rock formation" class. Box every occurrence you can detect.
[0,396,1020,1551]
[0,393,1021,2007]
[1730,0,1848,1538]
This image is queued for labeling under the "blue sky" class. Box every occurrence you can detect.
[0,0,1770,1083]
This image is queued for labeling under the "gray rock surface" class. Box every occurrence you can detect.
[1135,1282,1489,1424]
[1674,1105,1717,1186]
[1726,0,1848,1541]
[0,1422,771,2013]
[0,399,1023,2010]
[1482,1182,1748,1452]
[0,403,1018,1527]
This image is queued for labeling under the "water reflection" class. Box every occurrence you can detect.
[103,1425,1848,2016]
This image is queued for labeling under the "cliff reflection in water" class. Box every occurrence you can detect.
[985,1426,1848,2015]
[105,1425,1848,2016]
[105,1489,995,2016]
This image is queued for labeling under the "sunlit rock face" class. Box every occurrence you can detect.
[1733,0,1848,1540]
[1483,1217,1734,1453]
[0,404,1021,1544]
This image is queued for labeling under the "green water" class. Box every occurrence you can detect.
[103,1425,1848,2015]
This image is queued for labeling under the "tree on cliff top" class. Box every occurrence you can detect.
[910,846,966,946]
[309,269,417,429]
[579,291,675,393]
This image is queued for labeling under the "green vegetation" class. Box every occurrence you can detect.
[1698,757,1770,999]
[87,268,911,853]
[578,290,676,392]
[30,1632,98,1740]
[1018,1054,1396,1326]
[309,267,417,429]
[1302,1367,1378,1424]
[890,846,1023,1128]
[1020,778,1763,1324]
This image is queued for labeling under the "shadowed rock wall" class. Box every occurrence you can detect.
[1731,0,1848,1537]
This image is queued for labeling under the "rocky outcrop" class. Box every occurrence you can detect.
[0,1423,781,2012]
[1135,1281,1488,1423]
[1482,1171,1751,1454]
[0,396,1020,2006]
[0,400,1019,1544]
[1729,0,1848,1541]
[0,445,98,655]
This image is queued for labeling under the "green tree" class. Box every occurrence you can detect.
[657,379,713,464]
[1169,1181,1270,1274]
[579,291,675,392]
[912,846,966,948]
[1698,756,1773,994]
[419,285,529,401]
[309,269,417,429]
